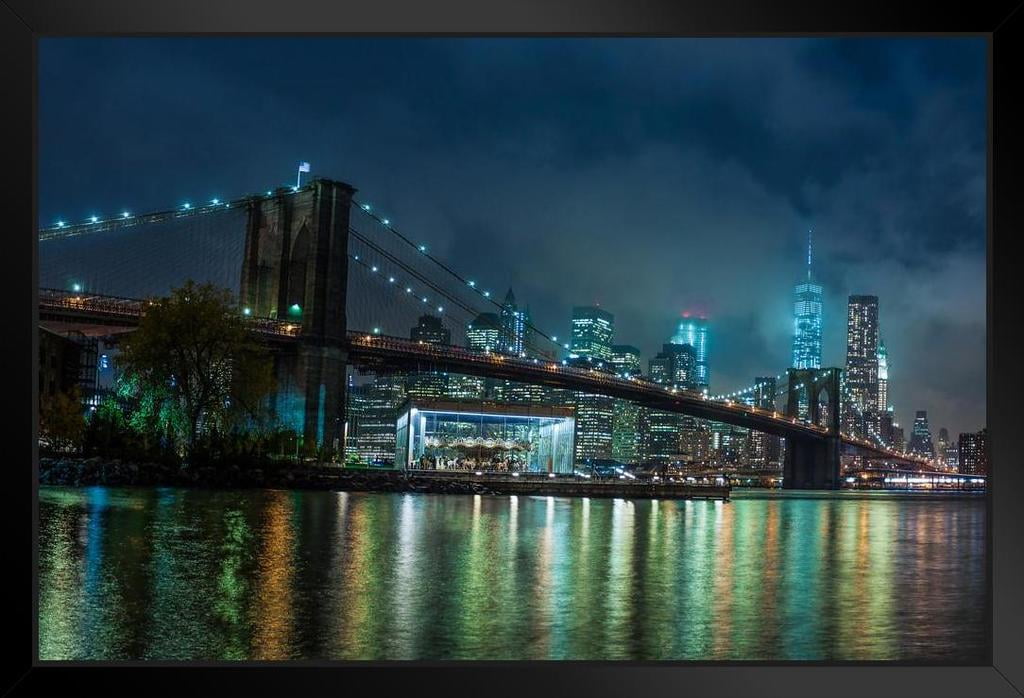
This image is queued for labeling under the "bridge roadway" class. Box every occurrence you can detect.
[38,288,301,340]
[348,333,926,465]
[37,288,926,466]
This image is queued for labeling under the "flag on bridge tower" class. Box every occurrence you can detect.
[296,161,311,188]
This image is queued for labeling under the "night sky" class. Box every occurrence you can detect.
[38,38,987,438]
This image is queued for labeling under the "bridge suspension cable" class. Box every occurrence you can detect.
[39,183,311,241]
[350,197,566,356]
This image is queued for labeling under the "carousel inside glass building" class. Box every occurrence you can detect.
[395,401,576,474]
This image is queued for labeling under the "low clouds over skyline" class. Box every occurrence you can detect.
[38,37,986,437]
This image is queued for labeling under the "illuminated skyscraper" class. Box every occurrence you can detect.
[574,392,615,462]
[909,410,935,459]
[611,399,641,464]
[610,345,642,376]
[958,429,988,475]
[571,306,614,361]
[792,230,823,370]
[641,409,685,464]
[565,305,616,462]
[347,374,406,465]
[749,376,781,469]
[500,288,528,355]
[846,295,880,437]
[891,422,905,452]
[609,345,642,464]
[937,427,950,468]
[670,317,708,388]
[877,339,889,412]
[466,312,501,352]
[649,343,696,388]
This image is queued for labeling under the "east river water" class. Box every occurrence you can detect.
[37,486,988,661]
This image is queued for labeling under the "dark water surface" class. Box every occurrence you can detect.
[37,487,988,661]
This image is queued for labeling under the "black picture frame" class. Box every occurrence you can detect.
[4,1,1022,696]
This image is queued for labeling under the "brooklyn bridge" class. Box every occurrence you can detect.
[38,177,931,489]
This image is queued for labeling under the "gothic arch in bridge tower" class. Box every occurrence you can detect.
[815,384,834,430]
[286,219,311,313]
[783,367,842,489]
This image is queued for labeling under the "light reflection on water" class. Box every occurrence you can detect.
[38,487,987,661]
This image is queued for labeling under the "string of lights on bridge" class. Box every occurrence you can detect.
[41,182,313,239]
[708,374,787,401]
[351,198,571,354]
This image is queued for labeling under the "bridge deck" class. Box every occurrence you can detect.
[36,289,927,467]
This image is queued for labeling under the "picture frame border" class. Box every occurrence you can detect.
[4,1,1021,695]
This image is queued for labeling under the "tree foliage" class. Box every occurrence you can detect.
[40,386,85,453]
[117,281,276,461]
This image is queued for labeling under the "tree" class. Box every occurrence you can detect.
[118,281,275,462]
[40,386,85,453]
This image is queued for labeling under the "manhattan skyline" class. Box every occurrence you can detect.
[37,37,986,437]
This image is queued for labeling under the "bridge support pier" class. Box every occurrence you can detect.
[783,435,841,490]
[273,345,347,457]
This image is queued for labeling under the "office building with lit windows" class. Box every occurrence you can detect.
[611,399,641,464]
[937,427,950,468]
[640,408,685,464]
[445,374,486,401]
[571,306,614,361]
[347,374,407,465]
[891,422,906,453]
[946,442,960,471]
[846,295,880,414]
[610,345,642,376]
[958,429,988,475]
[649,343,697,388]
[493,380,551,405]
[749,376,781,469]
[877,339,889,412]
[499,288,528,355]
[909,410,935,459]
[573,392,615,462]
[466,312,501,352]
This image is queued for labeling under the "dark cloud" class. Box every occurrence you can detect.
[38,37,986,437]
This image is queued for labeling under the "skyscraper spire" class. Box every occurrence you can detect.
[807,228,813,281]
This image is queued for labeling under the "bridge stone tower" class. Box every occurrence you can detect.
[240,178,355,455]
[783,367,842,489]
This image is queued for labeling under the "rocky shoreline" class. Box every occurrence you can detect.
[37,457,496,495]
[37,457,731,499]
